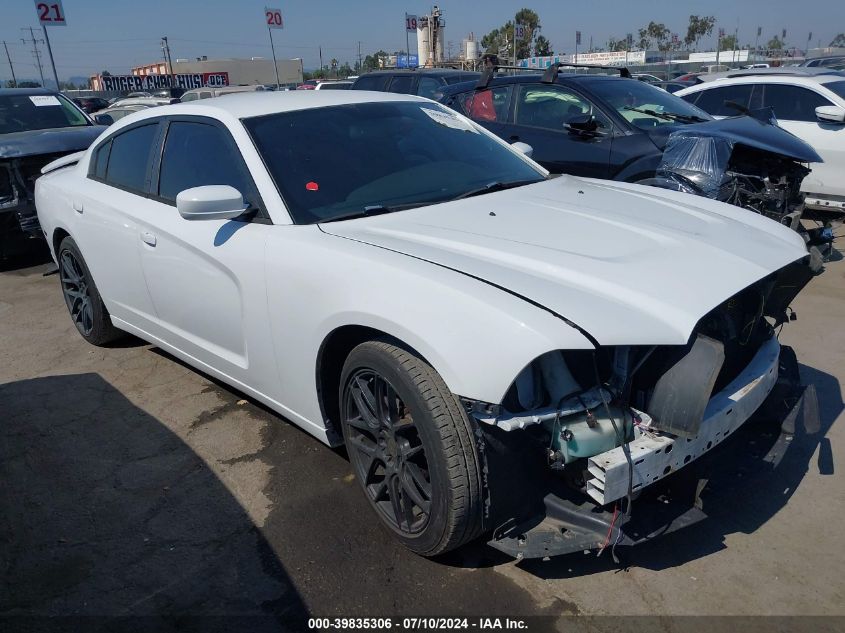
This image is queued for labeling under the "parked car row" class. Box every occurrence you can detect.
[0,69,827,562]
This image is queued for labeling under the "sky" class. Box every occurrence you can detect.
[1,0,841,83]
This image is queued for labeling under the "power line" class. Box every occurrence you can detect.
[20,27,45,87]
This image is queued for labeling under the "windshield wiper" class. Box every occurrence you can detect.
[450,178,542,201]
[623,106,707,123]
[319,202,427,223]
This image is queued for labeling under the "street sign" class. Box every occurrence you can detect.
[405,14,418,32]
[515,24,526,39]
[718,28,725,39]
[34,0,67,26]
[576,31,581,45]
[264,7,284,29]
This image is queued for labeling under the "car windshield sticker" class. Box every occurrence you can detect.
[421,107,478,133]
[29,95,62,107]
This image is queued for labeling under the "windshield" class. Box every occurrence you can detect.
[244,101,545,224]
[0,93,90,134]
[589,79,712,128]
[822,80,845,100]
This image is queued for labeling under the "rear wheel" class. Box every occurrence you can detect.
[340,340,484,556]
[58,236,121,346]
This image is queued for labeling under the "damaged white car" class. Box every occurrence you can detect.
[35,92,816,558]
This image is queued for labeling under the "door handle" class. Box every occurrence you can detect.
[140,231,157,247]
[72,201,83,214]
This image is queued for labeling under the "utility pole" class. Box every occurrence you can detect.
[21,28,46,87]
[357,41,362,72]
[319,46,323,73]
[161,36,174,86]
[41,26,60,89]
[3,41,16,87]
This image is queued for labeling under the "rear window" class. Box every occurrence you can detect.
[352,75,389,91]
[0,93,90,134]
[103,123,158,193]
[387,76,414,94]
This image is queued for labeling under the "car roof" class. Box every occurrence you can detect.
[0,87,58,97]
[698,67,845,82]
[111,90,430,124]
[439,72,639,96]
[358,68,479,77]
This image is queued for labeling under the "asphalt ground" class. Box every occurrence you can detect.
[1,242,843,633]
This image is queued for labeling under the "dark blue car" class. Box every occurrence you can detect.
[438,65,823,226]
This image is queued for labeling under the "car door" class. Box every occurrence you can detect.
[499,83,614,177]
[757,83,844,200]
[74,121,161,330]
[136,116,273,381]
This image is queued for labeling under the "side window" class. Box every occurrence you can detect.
[91,139,112,180]
[454,86,513,123]
[761,84,832,122]
[690,85,753,117]
[199,91,213,99]
[352,75,388,91]
[157,121,252,204]
[180,92,199,102]
[103,123,159,193]
[416,76,442,99]
[387,75,413,94]
[515,84,611,131]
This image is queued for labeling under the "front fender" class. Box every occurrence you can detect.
[264,227,594,431]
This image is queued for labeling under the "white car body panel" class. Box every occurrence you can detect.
[35,92,809,447]
[677,76,845,204]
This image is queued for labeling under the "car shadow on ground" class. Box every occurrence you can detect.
[440,362,842,578]
[0,373,309,632]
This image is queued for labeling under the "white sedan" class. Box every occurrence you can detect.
[35,91,813,558]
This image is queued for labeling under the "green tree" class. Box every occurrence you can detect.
[4,79,17,88]
[18,80,41,88]
[684,15,716,50]
[829,33,845,47]
[606,37,628,52]
[482,8,545,61]
[719,34,738,50]
[767,35,784,50]
[637,22,669,51]
[362,50,389,71]
[534,34,552,56]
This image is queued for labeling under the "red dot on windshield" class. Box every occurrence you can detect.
[306,181,319,191]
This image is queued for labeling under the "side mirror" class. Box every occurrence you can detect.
[511,141,533,158]
[94,113,114,126]
[176,185,247,221]
[566,114,599,135]
[816,105,845,124]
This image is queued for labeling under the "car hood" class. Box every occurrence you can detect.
[320,176,809,346]
[643,114,822,163]
[0,126,105,159]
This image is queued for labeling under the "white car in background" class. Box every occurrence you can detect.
[677,69,845,217]
[34,91,814,559]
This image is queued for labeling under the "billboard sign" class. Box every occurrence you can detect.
[34,0,67,26]
[405,14,418,32]
[99,73,230,92]
[265,7,284,29]
[396,54,419,68]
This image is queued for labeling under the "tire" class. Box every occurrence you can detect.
[57,236,121,346]
[340,339,484,556]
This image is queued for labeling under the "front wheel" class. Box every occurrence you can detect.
[340,340,484,556]
[57,236,121,346]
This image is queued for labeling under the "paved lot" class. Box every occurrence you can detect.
[1,244,843,630]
